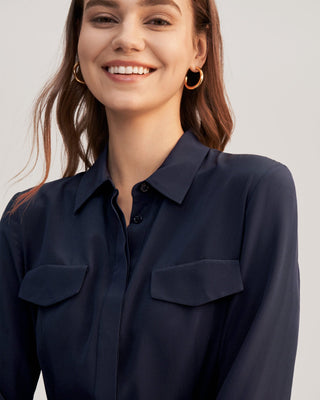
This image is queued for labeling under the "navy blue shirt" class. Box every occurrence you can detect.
[0,129,300,400]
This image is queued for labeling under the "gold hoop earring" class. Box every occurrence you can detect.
[184,66,204,90]
[73,62,86,85]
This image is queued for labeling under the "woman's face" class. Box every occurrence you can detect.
[77,0,207,116]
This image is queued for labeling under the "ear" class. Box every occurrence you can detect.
[191,31,208,70]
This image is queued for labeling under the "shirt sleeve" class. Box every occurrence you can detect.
[0,195,40,399]
[216,163,300,400]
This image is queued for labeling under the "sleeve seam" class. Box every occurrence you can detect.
[1,207,24,279]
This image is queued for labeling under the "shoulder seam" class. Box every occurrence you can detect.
[1,192,23,224]
[247,162,286,207]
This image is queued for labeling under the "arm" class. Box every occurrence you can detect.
[216,164,300,400]
[0,197,40,399]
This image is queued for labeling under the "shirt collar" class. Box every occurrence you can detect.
[74,129,210,213]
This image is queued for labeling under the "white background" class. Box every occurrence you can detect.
[0,0,319,398]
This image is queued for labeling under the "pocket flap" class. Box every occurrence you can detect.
[151,259,243,306]
[18,264,88,306]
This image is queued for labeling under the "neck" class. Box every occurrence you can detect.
[106,104,184,191]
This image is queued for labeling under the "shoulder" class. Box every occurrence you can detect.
[208,148,296,194]
[1,173,84,225]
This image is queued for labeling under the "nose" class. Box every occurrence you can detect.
[111,20,145,53]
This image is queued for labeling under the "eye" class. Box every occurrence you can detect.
[148,18,171,26]
[91,16,117,24]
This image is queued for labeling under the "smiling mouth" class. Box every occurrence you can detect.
[103,66,156,75]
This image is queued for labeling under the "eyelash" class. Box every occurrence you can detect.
[91,16,116,24]
[91,16,171,27]
[148,18,171,26]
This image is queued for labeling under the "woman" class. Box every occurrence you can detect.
[0,0,300,399]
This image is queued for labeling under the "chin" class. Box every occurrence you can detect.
[103,97,154,115]
[105,103,144,114]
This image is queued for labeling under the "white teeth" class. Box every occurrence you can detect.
[107,65,151,75]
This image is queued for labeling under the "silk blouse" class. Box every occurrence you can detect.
[0,129,300,400]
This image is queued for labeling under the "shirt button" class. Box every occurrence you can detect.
[133,215,143,224]
[140,182,150,193]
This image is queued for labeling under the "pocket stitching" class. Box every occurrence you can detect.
[18,264,88,306]
[151,258,243,306]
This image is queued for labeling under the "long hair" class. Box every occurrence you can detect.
[11,0,233,213]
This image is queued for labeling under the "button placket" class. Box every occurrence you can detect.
[95,196,128,399]
[129,182,150,225]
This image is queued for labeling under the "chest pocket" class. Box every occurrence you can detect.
[150,259,243,306]
[18,264,88,306]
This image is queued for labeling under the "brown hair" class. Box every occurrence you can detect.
[11,0,233,213]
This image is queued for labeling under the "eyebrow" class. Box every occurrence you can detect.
[85,0,182,15]
[138,0,181,15]
[85,0,119,10]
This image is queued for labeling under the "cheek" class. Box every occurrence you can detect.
[77,28,104,62]
[78,33,91,60]
[153,32,194,75]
